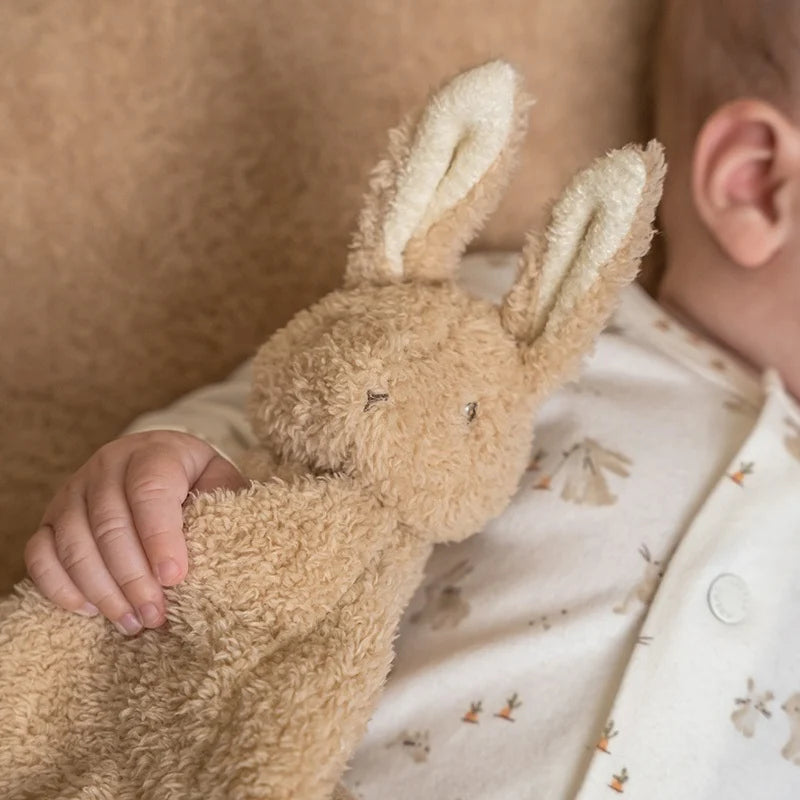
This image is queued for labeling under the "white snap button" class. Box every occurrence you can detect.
[707,573,749,624]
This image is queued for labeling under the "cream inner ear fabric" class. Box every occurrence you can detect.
[531,149,647,337]
[382,60,517,275]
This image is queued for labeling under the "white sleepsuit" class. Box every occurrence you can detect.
[126,252,800,799]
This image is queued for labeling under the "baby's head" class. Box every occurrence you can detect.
[655,0,800,397]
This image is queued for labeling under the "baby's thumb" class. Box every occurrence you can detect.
[191,455,249,494]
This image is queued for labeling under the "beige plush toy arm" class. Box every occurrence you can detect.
[500,141,666,397]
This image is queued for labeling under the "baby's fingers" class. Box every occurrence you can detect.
[124,447,193,588]
[85,470,167,630]
[33,493,143,635]
[24,525,97,618]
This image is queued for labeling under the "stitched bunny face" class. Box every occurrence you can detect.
[248,61,665,542]
[249,281,534,539]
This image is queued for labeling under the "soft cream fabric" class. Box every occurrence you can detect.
[0,0,659,593]
[343,262,800,800]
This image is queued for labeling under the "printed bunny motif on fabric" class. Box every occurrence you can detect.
[410,560,473,630]
[561,440,632,505]
[731,678,774,738]
[781,693,800,764]
[387,730,431,763]
[614,544,664,614]
[534,438,632,505]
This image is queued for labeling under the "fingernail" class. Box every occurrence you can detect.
[156,559,180,585]
[138,602,162,627]
[76,603,99,618]
[115,612,142,636]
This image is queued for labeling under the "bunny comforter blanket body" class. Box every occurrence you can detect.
[0,62,664,799]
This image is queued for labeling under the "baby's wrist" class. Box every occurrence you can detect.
[121,426,240,469]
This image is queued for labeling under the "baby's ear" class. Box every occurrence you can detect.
[501,142,666,395]
[345,60,530,287]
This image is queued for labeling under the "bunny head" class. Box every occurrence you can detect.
[248,61,665,542]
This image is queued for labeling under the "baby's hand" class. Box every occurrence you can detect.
[24,431,248,635]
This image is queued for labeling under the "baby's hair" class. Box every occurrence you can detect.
[655,0,800,149]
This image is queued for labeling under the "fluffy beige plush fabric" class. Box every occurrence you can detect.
[0,63,664,799]
[0,0,660,594]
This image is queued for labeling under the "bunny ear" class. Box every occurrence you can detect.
[345,61,530,287]
[501,141,666,395]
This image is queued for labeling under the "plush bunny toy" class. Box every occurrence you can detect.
[0,61,664,800]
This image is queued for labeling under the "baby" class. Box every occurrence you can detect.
[22,0,800,797]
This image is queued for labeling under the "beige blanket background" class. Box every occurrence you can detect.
[0,0,659,593]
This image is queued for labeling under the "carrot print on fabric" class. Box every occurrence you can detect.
[597,720,619,753]
[609,767,629,793]
[462,701,483,724]
[494,693,521,722]
[728,461,754,486]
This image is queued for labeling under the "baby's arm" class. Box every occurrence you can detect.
[123,359,257,466]
[24,360,254,635]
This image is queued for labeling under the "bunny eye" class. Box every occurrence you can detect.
[463,401,478,423]
[364,390,389,412]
